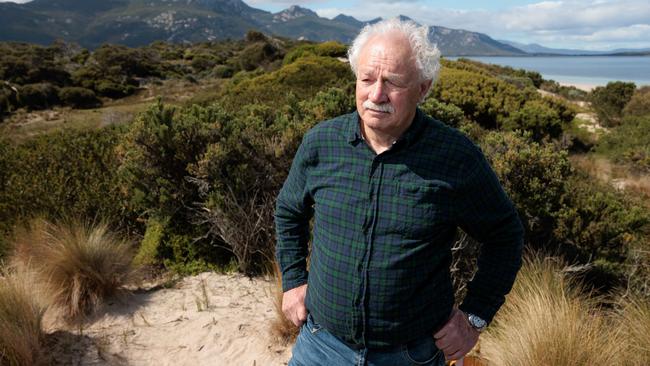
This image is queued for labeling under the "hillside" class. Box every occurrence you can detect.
[0,0,524,55]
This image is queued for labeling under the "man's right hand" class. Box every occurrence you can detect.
[282,284,308,327]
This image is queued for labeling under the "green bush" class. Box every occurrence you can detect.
[480,131,572,244]
[212,65,234,78]
[133,216,168,266]
[116,101,225,220]
[596,115,650,172]
[283,41,347,65]
[245,30,267,43]
[589,81,636,127]
[235,42,281,72]
[0,127,126,233]
[95,80,135,99]
[502,99,564,141]
[554,174,650,272]
[433,67,533,129]
[222,56,353,109]
[0,85,18,116]
[623,86,650,117]
[58,87,101,108]
[420,98,466,128]
[17,83,59,110]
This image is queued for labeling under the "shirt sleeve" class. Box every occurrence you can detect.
[455,143,524,324]
[275,134,315,292]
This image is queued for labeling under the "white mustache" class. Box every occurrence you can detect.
[363,100,394,113]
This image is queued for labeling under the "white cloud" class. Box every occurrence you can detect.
[317,0,650,50]
[0,0,33,3]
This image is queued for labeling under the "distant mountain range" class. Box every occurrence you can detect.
[0,0,648,56]
[500,40,650,56]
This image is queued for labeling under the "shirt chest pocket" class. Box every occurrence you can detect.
[381,181,451,238]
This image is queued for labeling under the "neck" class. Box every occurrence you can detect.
[359,110,416,154]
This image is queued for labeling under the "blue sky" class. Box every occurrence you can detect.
[2,0,649,50]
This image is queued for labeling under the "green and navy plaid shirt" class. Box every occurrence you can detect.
[275,108,524,348]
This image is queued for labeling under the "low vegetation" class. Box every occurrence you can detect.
[10,219,134,322]
[481,256,623,366]
[0,268,47,366]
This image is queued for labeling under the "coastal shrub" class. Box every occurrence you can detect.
[221,56,354,109]
[420,98,466,128]
[0,84,19,116]
[190,54,218,73]
[449,58,543,88]
[481,255,622,366]
[10,219,134,322]
[596,115,650,172]
[95,80,136,99]
[235,42,281,72]
[540,80,588,101]
[0,268,47,366]
[432,67,532,129]
[480,131,571,244]
[283,41,347,65]
[622,86,650,117]
[17,83,59,110]
[58,87,101,108]
[501,99,564,141]
[1,127,125,231]
[116,101,225,220]
[133,216,168,266]
[589,81,636,127]
[212,65,234,78]
[245,30,268,43]
[555,173,650,266]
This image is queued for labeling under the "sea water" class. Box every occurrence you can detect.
[447,56,650,88]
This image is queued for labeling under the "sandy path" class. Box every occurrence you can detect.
[44,273,292,366]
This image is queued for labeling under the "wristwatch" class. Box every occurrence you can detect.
[465,312,488,333]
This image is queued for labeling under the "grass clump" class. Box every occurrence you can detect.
[616,294,650,365]
[481,255,623,366]
[0,268,47,366]
[269,263,299,345]
[11,219,134,322]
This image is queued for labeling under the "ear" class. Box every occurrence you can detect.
[418,79,433,103]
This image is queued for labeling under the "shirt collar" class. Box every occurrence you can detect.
[346,108,426,147]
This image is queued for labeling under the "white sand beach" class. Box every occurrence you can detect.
[43,273,292,366]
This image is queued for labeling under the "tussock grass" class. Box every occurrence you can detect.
[269,263,299,344]
[0,267,47,366]
[481,255,624,366]
[616,294,650,365]
[11,219,134,322]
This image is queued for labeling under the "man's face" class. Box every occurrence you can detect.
[355,32,431,137]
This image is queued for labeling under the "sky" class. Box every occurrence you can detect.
[1,0,649,50]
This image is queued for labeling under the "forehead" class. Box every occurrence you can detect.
[357,32,416,75]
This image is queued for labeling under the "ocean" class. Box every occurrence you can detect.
[447,56,650,88]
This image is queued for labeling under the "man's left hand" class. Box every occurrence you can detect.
[433,308,479,361]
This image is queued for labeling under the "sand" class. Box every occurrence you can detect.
[43,272,293,366]
[558,81,598,92]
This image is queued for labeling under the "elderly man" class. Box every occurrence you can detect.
[275,18,524,365]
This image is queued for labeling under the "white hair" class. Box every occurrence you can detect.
[348,18,441,85]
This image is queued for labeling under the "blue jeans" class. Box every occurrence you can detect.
[289,314,446,366]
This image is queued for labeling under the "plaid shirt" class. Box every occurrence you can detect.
[275,108,524,348]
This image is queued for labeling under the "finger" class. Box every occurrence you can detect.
[447,348,467,362]
[433,324,450,339]
[435,336,455,351]
[443,347,460,360]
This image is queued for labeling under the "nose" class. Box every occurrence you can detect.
[368,80,388,104]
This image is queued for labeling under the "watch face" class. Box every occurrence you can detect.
[469,314,487,330]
